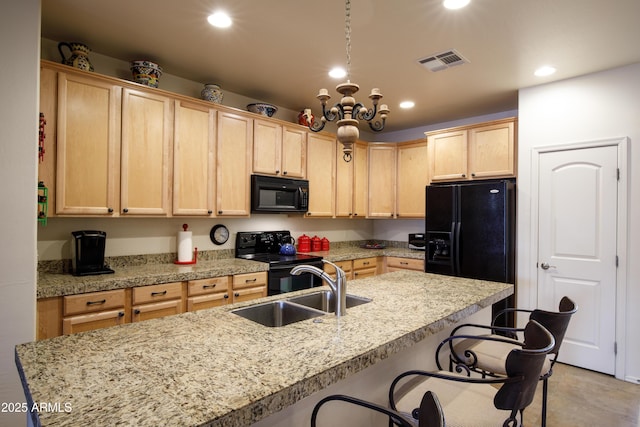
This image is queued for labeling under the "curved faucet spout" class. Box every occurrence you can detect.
[291,260,347,316]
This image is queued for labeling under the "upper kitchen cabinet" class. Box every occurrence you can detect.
[173,100,216,216]
[367,143,397,218]
[426,117,516,182]
[216,111,253,216]
[253,120,306,178]
[120,88,173,215]
[54,70,122,215]
[305,133,336,217]
[396,139,429,218]
[335,141,368,218]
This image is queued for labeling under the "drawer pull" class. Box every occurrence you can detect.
[86,299,107,306]
[224,294,229,299]
[400,262,408,265]
[151,291,168,297]
[234,292,240,297]
[203,284,217,289]
[134,309,141,314]
[118,311,125,317]
[245,278,257,283]
[363,261,370,265]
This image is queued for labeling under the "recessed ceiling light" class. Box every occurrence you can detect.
[328,67,347,79]
[443,0,471,10]
[399,101,415,109]
[207,11,232,28]
[534,65,556,77]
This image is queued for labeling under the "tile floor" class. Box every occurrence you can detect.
[525,363,640,426]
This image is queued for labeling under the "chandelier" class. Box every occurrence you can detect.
[306,0,389,162]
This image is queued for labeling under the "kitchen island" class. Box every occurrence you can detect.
[16,270,512,427]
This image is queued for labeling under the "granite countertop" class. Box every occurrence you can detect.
[37,248,424,299]
[37,258,269,299]
[17,270,512,427]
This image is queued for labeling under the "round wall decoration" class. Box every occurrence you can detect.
[210,224,229,245]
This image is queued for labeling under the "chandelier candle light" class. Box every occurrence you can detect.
[307,0,389,162]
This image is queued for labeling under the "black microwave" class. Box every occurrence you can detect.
[251,175,309,213]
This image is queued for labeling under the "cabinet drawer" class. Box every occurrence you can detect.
[324,260,353,280]
[353,257,377,270]
[187,276,230,296]
[132,282,183,305]
[353,267,377,279]
[233,272,267,290]
[386,257,424,271]
[63,289,125,316]
[132,299,183,322]
[187,293,230,312]
[62,309,126,335]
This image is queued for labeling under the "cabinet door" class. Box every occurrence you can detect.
[386,256,424,272]
[62,309,125,335]
[352,142,369,218]
[281,126,306,178]
[252,119,282,176]
[334,141,354,218]
[368,144,397,218]
[427,129,468,182]
[216,111,253,216]
[173,100,216,216]
[121,88,172,215]
[187,293,229,311]
[396,140,428,218]
[132,300,182,322]
[55,72,121,215]
[306,133,336,217]
[232,287,266,303]
[468,119,515,178]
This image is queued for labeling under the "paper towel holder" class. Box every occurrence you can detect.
[175,223,198,265]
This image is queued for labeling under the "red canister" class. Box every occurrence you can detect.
[311,235,322,252]
[298,234,311,252]
[321,237,330,251]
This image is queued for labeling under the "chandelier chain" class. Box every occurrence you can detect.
[345,0,351,81]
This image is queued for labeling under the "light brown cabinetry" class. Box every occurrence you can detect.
[54,70,122,215]
[386,256,424,272]
[335,141,368,218]
[253,120,306,178]
[368,143,397,218]
[120,88,173,216]
[231,272,268,303]
[324,260,354,280]
[62,289,127,335]
[132,282,184,322]
[427,118,516,182]
[396,140,429,218]
[173,100,216,216]
[305,133,336,217]
[216,111,253,216]
[187,276,230,311]
[353,257,378,279]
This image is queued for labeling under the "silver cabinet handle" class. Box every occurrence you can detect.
[540,262,556,270]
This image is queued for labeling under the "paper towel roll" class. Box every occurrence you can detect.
[177,231,193,262]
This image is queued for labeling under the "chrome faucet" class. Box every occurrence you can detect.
[291,260,347,316]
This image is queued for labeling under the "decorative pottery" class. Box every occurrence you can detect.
[247,103,278,117]
[201,84,224,103]
[58,42,94,72]
[298,108,314,127]
[130,60,163,88]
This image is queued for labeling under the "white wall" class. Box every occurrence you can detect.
[0,1,39,425]
[517,63,640,382]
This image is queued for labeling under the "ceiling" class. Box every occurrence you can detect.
[41,0,640,133]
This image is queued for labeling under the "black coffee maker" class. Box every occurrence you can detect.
[71,230,115,276]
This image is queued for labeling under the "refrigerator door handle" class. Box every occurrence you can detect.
[454,221,461,275]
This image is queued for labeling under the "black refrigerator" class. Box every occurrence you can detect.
[425,179,515,326]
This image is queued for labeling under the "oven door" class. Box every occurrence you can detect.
[268,261,323,296]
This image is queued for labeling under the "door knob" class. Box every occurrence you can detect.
[540,262,556,270]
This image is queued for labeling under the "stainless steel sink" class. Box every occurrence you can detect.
[231,300,326,327]
[287,290,372,313]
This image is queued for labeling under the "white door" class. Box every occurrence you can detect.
[537,144,618,374]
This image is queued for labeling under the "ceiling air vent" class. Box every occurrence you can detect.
[418,49,469,72]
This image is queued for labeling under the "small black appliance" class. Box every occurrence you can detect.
[71,230,115,276]
[250,175,309,213]
[408,233,426,250]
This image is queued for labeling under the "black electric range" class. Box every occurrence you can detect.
[235,231,323,295]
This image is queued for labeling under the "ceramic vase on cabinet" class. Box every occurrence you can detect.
[201,84,223,104]
[58,42,94,72]
[130,60,163,88]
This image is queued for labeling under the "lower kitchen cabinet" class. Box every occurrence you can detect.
[385,256,424,272]
[353,257,379,279]
[62,289,127,335]
[131,281,185,322]
[324,260,354,280]
[231,272,267,303]
[187,276,231,311]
